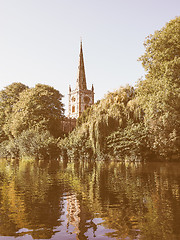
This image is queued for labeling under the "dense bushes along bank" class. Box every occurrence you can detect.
[0,17,180,161]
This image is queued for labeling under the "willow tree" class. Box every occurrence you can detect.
[61,85,145,160]
[137,17,180,159]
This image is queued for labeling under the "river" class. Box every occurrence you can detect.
[0,159,180,239]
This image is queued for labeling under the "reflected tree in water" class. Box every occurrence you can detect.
[0,159,180,239]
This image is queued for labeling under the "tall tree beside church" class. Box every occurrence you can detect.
[137,17,180,159]
[5,84,64,139]
[0,82,28,142]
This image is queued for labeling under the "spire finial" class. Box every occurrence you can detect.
[80,37,83,51]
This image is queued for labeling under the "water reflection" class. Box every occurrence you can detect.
[0,159,180,239]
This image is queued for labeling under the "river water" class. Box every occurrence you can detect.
[0,159,180,240]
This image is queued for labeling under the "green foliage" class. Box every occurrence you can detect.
[76,106,92,127]
[137,17,180,159]
[0,82,28,142]
[107,122,151,160]
[0,129,60,160]
[0,140,11,157]
[60,85,146,160]
[0,82,28,115]
[0,83,64,159]
[17,129,60,159]
[5,84,64,138]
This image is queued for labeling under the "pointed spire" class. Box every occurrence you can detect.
[76,40,87,90]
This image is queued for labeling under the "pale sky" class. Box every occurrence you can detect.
[0,0,179,114]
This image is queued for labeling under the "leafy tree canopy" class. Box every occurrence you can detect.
[137,17,180,158]
[4,84,64,139]
[137,16,180,117]
[0,82,28,142]
[0,82,28,113]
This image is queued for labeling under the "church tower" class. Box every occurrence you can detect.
[68,41,94,118]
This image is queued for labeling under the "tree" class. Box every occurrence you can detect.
[137,17,180,159]
[0,82,28,142]
[5,84,64,139]
[17,128,60,159]
[61,85,146,160]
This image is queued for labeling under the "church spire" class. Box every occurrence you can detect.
[76,41,87,90]
[68,41,94,119]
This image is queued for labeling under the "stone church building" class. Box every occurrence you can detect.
[62,41,94,133]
